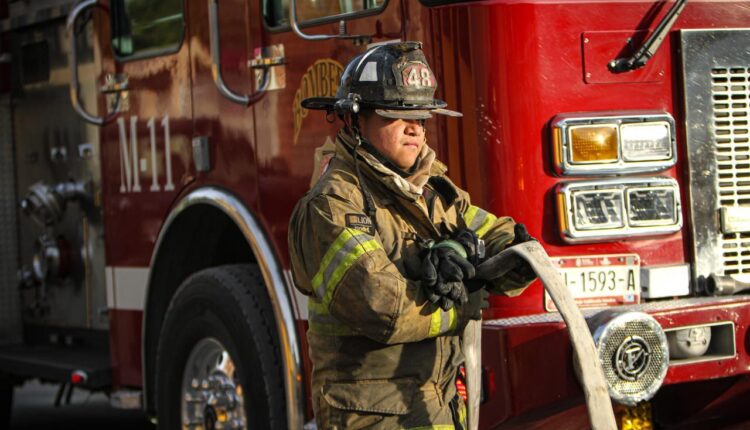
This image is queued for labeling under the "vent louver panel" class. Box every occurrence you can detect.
[712,67,750,275]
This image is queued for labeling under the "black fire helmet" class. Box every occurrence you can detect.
[302,41,462,120]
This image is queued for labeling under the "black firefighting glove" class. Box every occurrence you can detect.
[446,227,488,293]
[449,227,485,266]
[421,241,475,310]
[504,224,538,284]
[464,288,490,321]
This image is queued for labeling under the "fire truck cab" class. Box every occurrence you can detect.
[1,0,750,428]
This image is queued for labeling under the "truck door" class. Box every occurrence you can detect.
[98,0,194,387]
[185,0,262,206]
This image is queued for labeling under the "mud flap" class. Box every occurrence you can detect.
[474,241,617,430]
[0,94,21,346]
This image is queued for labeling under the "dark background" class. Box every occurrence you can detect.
[10,381,149,430]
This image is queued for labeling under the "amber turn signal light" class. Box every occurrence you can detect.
[569,125,619,163]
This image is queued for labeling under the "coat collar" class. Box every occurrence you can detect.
[335,130,448,202]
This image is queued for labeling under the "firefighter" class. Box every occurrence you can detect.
[288,41,536,429]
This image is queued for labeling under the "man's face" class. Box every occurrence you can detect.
[358,112,426,170]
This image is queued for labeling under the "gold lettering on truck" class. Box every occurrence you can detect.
[293,59,344,145]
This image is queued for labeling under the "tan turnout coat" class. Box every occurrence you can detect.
[288,131,528,429]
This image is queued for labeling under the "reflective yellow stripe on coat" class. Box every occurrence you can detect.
[428,307,457,337]
[463,205,497,238]
[308,228,381,335]
[312,228,381,306]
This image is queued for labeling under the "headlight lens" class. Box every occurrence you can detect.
[621,122,672,161]
[558,178,682,242]
[552,113,676,175]
[573,190,624,230]
[627,187,678,225]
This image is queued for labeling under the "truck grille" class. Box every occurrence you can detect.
[683,29,750,283]
[713,67,750,276]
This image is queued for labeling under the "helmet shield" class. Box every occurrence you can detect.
[302,41,462,118]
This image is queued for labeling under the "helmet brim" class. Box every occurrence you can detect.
[301,97,338,110]
[375,108,463,120]
[301,97,463,119]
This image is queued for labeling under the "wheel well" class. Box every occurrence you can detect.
[143,203,256,413]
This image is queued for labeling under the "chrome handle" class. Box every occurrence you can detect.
[208,0,275,106]
[66,0,120,126]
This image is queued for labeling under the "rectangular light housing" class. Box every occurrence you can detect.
[552,112,676,175]
[557,177,682,243]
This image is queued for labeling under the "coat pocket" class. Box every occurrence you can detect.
[322,378,417,415]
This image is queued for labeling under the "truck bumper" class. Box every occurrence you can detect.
[479,296,750,429]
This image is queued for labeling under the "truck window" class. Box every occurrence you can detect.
[264,0,385,28]
[111,0,185,59]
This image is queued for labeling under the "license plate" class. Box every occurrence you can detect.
[545,254,640,312]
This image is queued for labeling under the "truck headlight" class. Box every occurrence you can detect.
[621,122,672,161]
[558,178,682,243]
[552,112,676,175]
[573,189,624,230]
[627,187,678,226]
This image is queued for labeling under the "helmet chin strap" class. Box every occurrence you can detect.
[347,114,379,226]
[343,111,424,229]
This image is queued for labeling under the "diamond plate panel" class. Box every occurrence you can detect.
[0,94,22,345]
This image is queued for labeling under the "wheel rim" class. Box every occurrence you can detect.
[181,337,247,430]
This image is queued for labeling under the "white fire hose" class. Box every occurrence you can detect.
[462,241,617,430]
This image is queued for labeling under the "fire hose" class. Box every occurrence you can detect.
[463,241,617,430]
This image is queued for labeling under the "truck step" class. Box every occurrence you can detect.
[0,344,111,390]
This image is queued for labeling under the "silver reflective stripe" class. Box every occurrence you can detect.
[439,309,455,334]
[428,307,457,337]
[468,210,489,231]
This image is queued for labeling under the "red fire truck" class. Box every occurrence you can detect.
[1,0,750,428]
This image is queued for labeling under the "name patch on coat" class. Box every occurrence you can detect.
[345,214,375,235]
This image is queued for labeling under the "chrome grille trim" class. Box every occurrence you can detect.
[682,29,750,285]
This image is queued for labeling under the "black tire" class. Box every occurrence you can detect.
[155,264,286,429]
[0,376,12,430]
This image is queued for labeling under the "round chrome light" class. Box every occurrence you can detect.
[591,311,669,406]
